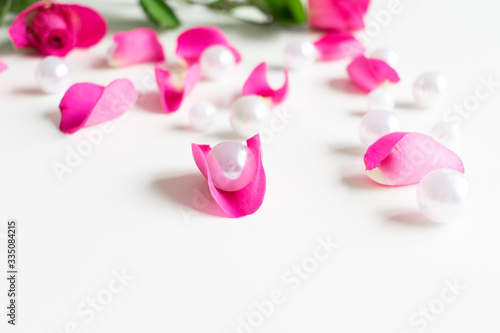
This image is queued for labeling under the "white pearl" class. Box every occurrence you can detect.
[359,110,401,147]
[230,95,271,138]
[370,48,399,68]
[207,141,257,192]
[189,101,217,131]
[367,88,395,111]
[284,38,317,71]
[417,168,470,223]
[199,45,236,80]
[413,72,448,109]
[35,56,71,94]
[431,121,460,146]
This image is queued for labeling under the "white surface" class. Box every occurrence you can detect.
[1,0,500,332]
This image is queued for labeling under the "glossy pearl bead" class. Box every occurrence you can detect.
[200,45,236,80]
[207,141,257,192]
[431,121,460,146]
[413,72,448,109]
[189,101,217,131]
[284,39,317,71]
[359,110,401,147]
[370,48,399,68]
[230,95,271,138]
[417,169,470,223]
[367,88,395,111]
[35,56,71,94]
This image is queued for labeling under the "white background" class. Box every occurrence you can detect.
[1,0,500,332]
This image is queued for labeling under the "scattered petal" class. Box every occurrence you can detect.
[109,28,165,67]
[308,0,370,32]
[155,63,201,113]
[242,62,289,105]
[313,32,365,61]
[0,60,7,74]
[347,55,400,93]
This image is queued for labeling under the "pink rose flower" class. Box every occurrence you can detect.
[9,2,107,57]
[308,0,370,32]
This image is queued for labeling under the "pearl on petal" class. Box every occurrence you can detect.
[189,101,217,131]
[431,121,460,146]
[207,141,257,192]
[359,110,401,147]
[417,168,470,223]
[413,72,448,109]
[367,88,395,111]
[200,45,236,80]
[370,48,399,68]
[284,38,317,71]
[35,56,71,94]
[230,95,271,138]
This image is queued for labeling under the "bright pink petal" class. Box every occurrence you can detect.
[110,28,165,67]
[155,64,201,113]
[192,134,266,218]
[0,60,7,74]
[313,32,365,61]
[176,26,241,65]
[347,55,400,93]
[67,4,107,48]
[8,1,49,48]
[308,0,369,32]
[59,79,137,134]
[364,132,465,186]
[242,62,289,105]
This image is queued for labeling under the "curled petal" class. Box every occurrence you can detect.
[192,134,266,218]
[110,28,165,67]
[59,79,137,134]
[242,62,289,105]
[364,132,465,186]
[313,32,365,61]
[0,60,7,74]
[347,55,400,93]
[308,0,370,32]
[155,63,201,113]
[176,26,241,65]
[67,4,107,48]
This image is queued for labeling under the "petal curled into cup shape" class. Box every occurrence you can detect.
[364,132,465,186]
[347,55,400,93]
[242,62,289,105]
[59,78,137,134]
[192,134,266,218]
[155,63,201,113]
[109,28,165,67]
[308,0,370,32]
[175,26,241,66]
[313,32,365,61]
[0,60,7,74]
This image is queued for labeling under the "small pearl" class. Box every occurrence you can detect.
[413,72,448,109]
[367,88,395,111]
[417,168,470,223]
[36,56,71,94]
[200,45,236,80]
[359,110,401,147]
[230,95,271,138]
[207,141,257,192]
[284,39,317,71]
[189,101,217,131]
[431,121,460,146]
[370,48,399,68]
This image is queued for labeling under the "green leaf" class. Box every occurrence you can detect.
[250,0,306,25]
[0,0,12,26]
[139,0,181,29]
[10,0,38,13]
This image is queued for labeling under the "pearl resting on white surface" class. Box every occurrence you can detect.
[35,56,72,94]
[200,45,236,80]
[370,48,399,68]
[189,101,217,131]
[417,168,470,223]
[413,72,448,108]
[431,120,460,146]
[359,110,402,147]
[367,88,395,111]
[230,95,271,138]
[284,38,317,71]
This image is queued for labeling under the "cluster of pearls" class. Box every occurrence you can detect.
[35,56,72,94]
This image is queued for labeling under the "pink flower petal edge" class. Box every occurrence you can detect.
[242,62,289,105]
[192,134,266,218]
[59,78,137,134]
[308,0,370,32]
[0,60,7,74]
[176,26,241,66]
[313,32,365,61]
[364,132,465,186]
[347,55,400,93]
[110,28,165,67]
[155,64,201,113]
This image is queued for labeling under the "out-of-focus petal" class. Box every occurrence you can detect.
[242,62,289,105]
[0,60,7,74]
[67,4,107,48]
[155,63,201,113]
[313,32,365,61]
[347,55,400,93]
[110,28,165,67]
[308,0,370,32]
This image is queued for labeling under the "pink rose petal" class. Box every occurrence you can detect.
[308,0,370,32]
[67,4,107,48]
[242,62,289,105]
[110,28,165,67]
[347,55,400,93]
[364,132,465,186]
[192,134,266,218]
[176,26,241,66]
[0,60,7,74]
[59,78,137,134]
[155,63,201,113]
[313,32,365,61]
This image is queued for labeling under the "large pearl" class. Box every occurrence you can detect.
[230,95,271,138]
[370,48,399,68]
[35,56,71,94]
[189,101,217,131]
[367,88,395,111]
[417,169,470,223]
[431,120,460,146]
[413,72,448,108]
[207,141,257,192]
[359,110,401,147]
[200,45,236,80]
[284,39,317,71]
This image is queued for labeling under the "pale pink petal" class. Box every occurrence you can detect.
[155,64,201,113]
[242,62,289,105]
[347,55,400,93]
[313,32,365,61]
[364,132,465,186]
[192,134,266,218]
[175,26,241,66]
[0,60,7,74]
[59,78,137,134]
[110,28,165,67]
